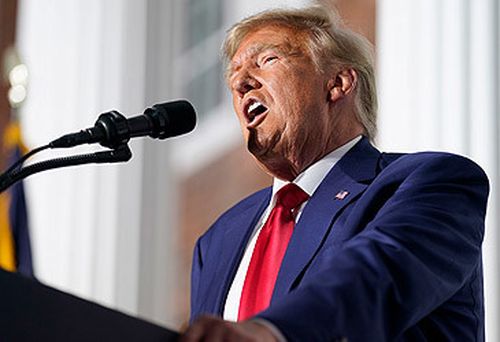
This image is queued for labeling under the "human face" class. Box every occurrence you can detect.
[229,25,338,180]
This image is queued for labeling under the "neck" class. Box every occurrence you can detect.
[259,133,364,181]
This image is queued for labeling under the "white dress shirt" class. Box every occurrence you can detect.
[223,135,362,322]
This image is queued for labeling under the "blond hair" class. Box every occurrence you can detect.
[222,6,378,140]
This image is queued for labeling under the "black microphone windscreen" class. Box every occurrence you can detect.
[150,100,197,139]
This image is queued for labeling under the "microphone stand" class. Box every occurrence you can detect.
[0,144,132,193]
[0,100,196,193]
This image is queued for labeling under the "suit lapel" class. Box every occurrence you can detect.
[272,137,381,301]
[205,189,271,315]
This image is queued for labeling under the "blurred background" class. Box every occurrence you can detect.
[0,0,498,339]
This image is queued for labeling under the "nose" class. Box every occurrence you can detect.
[233,72,261,98]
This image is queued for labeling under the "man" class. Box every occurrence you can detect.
[181,6,489,342]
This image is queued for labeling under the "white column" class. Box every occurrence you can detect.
[469,1,499,340]
[16,0,150,316]
[16,0,107,297]
[377,0,499,340]
[440,0,469,153]
[377,0,444,150]
[135,0,179,327]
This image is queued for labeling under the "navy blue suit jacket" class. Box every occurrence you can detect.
[190,137,489,341]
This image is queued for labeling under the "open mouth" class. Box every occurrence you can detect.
[245,99,269,126]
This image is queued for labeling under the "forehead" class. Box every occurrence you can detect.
[231,25,306,66]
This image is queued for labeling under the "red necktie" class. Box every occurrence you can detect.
[238,183,309,321]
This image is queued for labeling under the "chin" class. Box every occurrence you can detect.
[247,131,272,159]
[247,127,284,154]
[248,140,294,180]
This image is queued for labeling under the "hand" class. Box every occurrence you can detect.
[180,315,279,342]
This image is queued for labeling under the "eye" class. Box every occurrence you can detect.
[260,55,278,66]
[265,55,277,63]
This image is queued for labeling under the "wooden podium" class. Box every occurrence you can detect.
[0,269,179,341]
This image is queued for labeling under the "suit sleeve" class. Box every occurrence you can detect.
[256,154,489,341]
[190,238,203,323]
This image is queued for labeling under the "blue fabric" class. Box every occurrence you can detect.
[190,137,489,341]
[8,147,34,277]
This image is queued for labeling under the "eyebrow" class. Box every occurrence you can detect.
[229,41,301,76]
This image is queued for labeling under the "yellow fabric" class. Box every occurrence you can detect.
[0,192,15,271]
[0,121,25,272]
[4,121,28,153]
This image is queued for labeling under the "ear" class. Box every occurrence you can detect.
[328,68,358,103]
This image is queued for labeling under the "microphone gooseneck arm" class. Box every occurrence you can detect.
[0,144,132,193]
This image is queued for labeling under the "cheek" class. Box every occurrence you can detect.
[269,71,314,108]
[232,97,239,114]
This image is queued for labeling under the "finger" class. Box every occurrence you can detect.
[179,316,222,342]
[204,321,254,342]
[203,323,228,342]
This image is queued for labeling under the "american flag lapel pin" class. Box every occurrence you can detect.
[334,190,349,200]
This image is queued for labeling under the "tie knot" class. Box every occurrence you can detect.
[275,183,309,210]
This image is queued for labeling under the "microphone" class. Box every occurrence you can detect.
[50,100,196,149]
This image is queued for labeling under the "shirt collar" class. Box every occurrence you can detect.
[272,135,362,199]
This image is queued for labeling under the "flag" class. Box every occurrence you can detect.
[334,190,350,201]
[0,121,34,277]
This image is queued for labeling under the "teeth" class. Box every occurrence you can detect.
[248,101,262,114]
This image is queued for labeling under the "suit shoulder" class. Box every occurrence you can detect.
[379,151,485,175]
[398,151,487,177]
[376,151,490,196]
[379,152,405,169]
